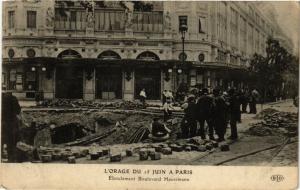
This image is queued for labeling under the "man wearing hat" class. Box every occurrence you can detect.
[196,88,215,140]
[212,88,227,142]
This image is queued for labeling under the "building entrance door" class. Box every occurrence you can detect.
[96,68,122,99]
[55,67,83,99]
[135,68,161,100]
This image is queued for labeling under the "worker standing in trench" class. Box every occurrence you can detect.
[1,92,21,162]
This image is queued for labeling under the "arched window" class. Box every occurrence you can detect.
[98,51,121,60]
[57,49,81,59]
[136,51,159,60]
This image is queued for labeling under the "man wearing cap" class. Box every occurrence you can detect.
[212,89,227,142]
[196,88,215,140]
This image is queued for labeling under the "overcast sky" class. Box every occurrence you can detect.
[271,1,300,55]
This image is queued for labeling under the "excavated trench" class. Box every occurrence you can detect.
[51,123,87,144]
[20,110,173,147]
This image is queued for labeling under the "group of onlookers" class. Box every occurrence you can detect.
[148,87,260,142]
[180,87,260,141]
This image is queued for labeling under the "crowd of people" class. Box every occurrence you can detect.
[147,87,260,142]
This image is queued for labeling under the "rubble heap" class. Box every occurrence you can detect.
[248,110,298,137]
[254,108,279,119]
[41,99,158,109]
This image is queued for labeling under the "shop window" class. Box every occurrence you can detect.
[25,71,37,90]
[27,11,37,29]
[9,69,16,90]
[16,73,23,91]
[2,73,7,90]
[8,11,15,29]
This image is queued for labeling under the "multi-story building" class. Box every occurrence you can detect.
[2,0,292,100]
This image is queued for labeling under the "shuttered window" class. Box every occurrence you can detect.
[27,11,37,28]
[8,11,15,28]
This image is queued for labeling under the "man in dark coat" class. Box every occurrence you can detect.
[240,89,248,113]
[196,88,215,140]
[182,96,198,138]
[228,88,240,140]
[212,89,227,142]
[1,92,21,162]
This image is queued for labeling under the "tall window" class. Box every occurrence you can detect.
[199,17,206,33]
[8,11,15,28]
[230,8,238,48]
[27,11,37,28]
[199,19,202,33]
[217,2,227,43]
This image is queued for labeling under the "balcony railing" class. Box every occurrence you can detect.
[54,10,86,31]
[94,10,125,31]
[54,9,164,33]
[133,11,163,33]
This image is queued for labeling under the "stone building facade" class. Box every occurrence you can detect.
[2,1,291,100]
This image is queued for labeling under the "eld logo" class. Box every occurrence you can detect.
[271,175,284,182]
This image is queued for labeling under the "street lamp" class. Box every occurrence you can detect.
[178,16,188,87]
[179,16,188,65]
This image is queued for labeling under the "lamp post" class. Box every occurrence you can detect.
[179,18,188,64]
[178,17,188,88]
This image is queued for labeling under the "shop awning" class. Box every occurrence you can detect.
[2,57,248,71]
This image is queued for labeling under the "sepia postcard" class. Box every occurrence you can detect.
[0,0,299,189]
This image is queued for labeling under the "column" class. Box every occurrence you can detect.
[226,4,231,50]
[189,69,196,87]
[43,0,55,36]
[83,68,95,100]
[210,2,218,44]
[162,70,173,91]
[123,70,134,101]
[124,2,134,38]
[237,14,241,54]
[86,10,95,37]
[41,70,54,99]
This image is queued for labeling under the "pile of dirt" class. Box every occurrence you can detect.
[21,111,159,146]
[21,111,125,131]
[247,111,298,137]
[40,99,159,109]
[254,108,279,119]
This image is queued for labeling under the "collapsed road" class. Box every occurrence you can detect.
[2,100,297,166]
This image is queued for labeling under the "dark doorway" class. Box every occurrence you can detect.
[135,68,161,100]
[96,67,122,99]
[55,67,83,99]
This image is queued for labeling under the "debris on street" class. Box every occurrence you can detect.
[248,109,298,137]
[40,99,160,110]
